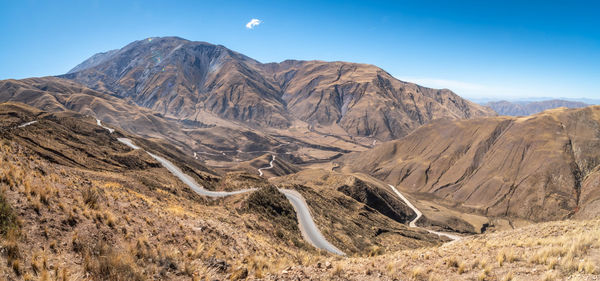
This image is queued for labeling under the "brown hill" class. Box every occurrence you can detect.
[0,77,363,167]
[0,77,194,148]
[340,106,600,222]
[61,36,495,141]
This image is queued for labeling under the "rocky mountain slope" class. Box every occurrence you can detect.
[341,106,600,222]
[61,36,495,141]
[486,99,589,116]
[0,77,367,167]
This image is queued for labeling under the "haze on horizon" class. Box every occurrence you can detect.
[0,0,598,100]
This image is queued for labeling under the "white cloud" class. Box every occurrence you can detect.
[245,19,262,29]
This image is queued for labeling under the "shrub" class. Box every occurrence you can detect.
[497,251,505,266]
[446,256,459,268]
[82,186,99,209]
[502,271,513,281]
[478,270,487,281]
[0,188,19,235]
[411,266,427,280]
[84,242,145,281]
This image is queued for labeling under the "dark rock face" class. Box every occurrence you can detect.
[61,37,495,141]
[486,100,589,116]
[337,178,415,224]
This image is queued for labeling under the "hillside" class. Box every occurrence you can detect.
[0,102,440,280]
[341,106,600,222]
[266,218,600,280]
[0,77,369,167]
[486,99,589,116]
[61,36,495,141]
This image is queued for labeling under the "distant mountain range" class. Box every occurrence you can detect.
[485,99,590,116]
[470,97,599,106]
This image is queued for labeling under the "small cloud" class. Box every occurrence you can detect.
[246,18,262,29]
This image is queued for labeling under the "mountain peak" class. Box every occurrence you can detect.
[61,37,495,140]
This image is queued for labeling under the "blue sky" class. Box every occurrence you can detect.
[0,0,598,99]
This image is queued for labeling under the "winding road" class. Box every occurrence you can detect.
[258,155,275,177]
[96,119,114,133]
[388,184,461,240]
[146,150,255,197]
[101,122,345,255]
[17,116,455,254]
[256,156,345,255]
[116,137,140,150]
[17,120,37,128]
[279,189,345,255]
[117,136,255,197]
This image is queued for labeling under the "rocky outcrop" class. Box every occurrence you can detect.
[337,178,416,224]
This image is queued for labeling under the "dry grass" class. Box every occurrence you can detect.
[82,186,99,209]
[84,243,145,281]
[0,176,21,276]
[497,250,505,266]
[1,115,599,281]
[411,266,427,280]
[263,218,600,280]
[477,269,487,281]
[0,140,316,280]
[542,270,558,281]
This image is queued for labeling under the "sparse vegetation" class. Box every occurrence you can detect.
[502,271,513,281]
[0,134,318,280]
[0,187,18,236]
[411,266,426,280]
[258,218,600,280]
[0,183,21,276]
[82,186,99,209]
[243,185,302,243]
[83,242,145,281]
[1,104,599,281]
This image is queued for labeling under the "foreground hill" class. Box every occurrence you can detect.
[341,106,600,222]
[268,218,600,280]
[61,36,495,141]
[486,99,589,116]
[0,102,439,280]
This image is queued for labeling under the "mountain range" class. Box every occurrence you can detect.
[0,36,598,280]
[486,99,590,116]
[61,37,495,141]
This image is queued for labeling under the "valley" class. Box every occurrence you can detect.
[0,36,598,280]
